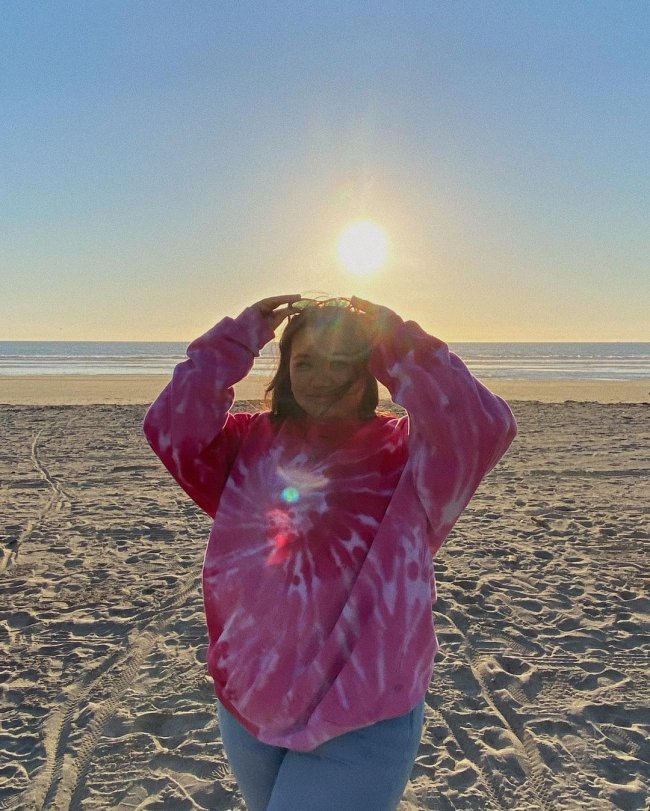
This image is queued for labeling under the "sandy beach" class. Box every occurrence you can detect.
[0,374,649,406]
[1,383,648,809]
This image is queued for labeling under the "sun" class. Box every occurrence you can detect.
[337,221,389,276]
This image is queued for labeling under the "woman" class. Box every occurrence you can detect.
[143,294,517,811]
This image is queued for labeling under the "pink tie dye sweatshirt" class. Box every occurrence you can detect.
[143,306,517,751]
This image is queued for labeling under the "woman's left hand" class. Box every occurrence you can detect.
[350,296,397,341]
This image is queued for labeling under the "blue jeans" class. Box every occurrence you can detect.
[217,699,425,811]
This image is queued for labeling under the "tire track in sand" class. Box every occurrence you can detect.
[424,704,510,810]
[11,568,201,810]
[2,422,74,571]
[2,649,123,811]
[446,609,555,811]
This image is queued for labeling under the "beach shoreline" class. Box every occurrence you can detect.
[0,373,648,405]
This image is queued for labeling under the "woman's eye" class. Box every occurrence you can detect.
[331,361,349,371]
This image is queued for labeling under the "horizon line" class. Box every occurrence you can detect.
[1,338,649,345]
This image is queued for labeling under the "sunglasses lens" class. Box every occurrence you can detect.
[291,297,353,311]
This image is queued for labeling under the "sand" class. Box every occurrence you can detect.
[1,393,649,810]
[0,374,649,405]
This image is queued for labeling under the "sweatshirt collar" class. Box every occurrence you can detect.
[298,413,370,440]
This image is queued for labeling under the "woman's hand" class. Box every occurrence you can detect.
[251,294,302,332]
[350,296,398,342]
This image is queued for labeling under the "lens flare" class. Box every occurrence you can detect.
[281,486,300,504]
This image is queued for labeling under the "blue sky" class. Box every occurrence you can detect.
[2,1,648,340]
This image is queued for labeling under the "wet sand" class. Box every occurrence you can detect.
[0,373,649,405]
[1,395,648,809]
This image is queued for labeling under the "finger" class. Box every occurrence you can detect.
[257,294,302,313]
[273,304,298,322]
[268,305,301,329]
[354,297,394,318]
[351,296,379,314]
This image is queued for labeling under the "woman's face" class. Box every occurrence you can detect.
[289,326,366,421]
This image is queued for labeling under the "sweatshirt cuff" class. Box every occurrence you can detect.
[189,307,275,358]
[232,306,276,355]
[369,315,448,376]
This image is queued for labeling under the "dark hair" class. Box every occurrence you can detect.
[265,307,378,421]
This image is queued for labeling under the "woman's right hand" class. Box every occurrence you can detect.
[251,294,302,332]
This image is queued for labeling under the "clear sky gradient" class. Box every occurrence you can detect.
[2,1,648,341]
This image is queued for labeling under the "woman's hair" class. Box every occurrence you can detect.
[265,306,378,421]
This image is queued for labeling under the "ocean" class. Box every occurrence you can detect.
[0,342,648,381]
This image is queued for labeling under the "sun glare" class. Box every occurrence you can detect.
[337,221,388,276]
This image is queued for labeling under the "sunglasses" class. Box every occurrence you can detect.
[291,297,361,312]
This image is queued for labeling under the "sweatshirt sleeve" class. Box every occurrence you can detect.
[142,306,275,517]
[369,314,518,555]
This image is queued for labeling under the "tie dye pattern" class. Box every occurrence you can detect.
[143,306,517,751]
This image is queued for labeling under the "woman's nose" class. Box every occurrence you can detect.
[310,363,336,387]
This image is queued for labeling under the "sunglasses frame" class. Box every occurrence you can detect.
[291,297,361,312]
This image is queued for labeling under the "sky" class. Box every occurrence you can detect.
[2,1,648,342]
